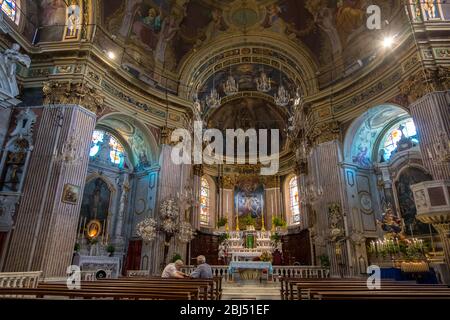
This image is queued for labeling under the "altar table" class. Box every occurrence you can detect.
[228,261,273,281]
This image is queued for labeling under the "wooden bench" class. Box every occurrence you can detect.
[0,287,195,300]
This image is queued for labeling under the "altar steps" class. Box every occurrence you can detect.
[221,282,281,300]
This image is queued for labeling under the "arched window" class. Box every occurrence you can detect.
[200,177,210,226]
[89,130,126,168]
[379,118,418,162]
[1,0,18,24]
[289,177,300,224]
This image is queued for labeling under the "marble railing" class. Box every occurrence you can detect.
[0,271,42,288]
[126,270,150,277]
[272,266,330,280]
[180,266,231,280]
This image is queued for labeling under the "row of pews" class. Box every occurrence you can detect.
[0,276,222,300]
[280,277,450,300]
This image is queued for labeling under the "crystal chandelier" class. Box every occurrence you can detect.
[205,88,221,109]
[256,72,271,92]
[274,84,290,107]
[293,87,303,107]
[223,75,239,96]
[177,221,195,243]
[136,217,157,242]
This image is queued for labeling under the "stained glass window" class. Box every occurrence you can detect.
[0,0,18,23]
[380,118,418,161]
[289,177,300,224]
[89,130,104,157]
[109,135,125,166]
[89,130,125,168]
[200,177,210,226]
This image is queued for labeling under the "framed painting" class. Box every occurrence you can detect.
[62,183,80,205]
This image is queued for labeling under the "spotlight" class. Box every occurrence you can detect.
[107,51,116,59]
[383,36,395,48]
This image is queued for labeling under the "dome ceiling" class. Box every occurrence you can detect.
[99,0,401,94]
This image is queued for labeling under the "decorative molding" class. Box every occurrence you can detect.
[398,69,436,104]
[307,120,340,145]
[43,81,104,115]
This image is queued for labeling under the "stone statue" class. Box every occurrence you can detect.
[1,43,31,98]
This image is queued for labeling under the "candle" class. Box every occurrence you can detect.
[271,194,274,214]
[226,193,229,213]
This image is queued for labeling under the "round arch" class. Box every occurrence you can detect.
[343,104,412,167]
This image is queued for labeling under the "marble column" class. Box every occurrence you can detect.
[308,137,355,277]
[2,105,96,278]
[409,91,450,180]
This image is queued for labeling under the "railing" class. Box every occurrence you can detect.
[272,266,330,280]
[126,266,329,282]
[0,271,42,288]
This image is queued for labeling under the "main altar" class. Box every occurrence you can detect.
[227,230,274,262]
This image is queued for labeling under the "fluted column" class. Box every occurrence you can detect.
[409,91,450,180]
[2,105,96,277]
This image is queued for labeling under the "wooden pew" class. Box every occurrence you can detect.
[0,287,196,300]
[39,281,208,300]
[313,290,450,300]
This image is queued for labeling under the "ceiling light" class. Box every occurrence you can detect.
[107,51,116,59]
[382,36,394,48]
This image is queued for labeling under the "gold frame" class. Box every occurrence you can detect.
[62,183,80,205]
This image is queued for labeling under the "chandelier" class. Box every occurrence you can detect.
[136,217,157,242]
[256,72,271,92]
[223,75,239,96]
[274,84,290,107]
[177,221,195,243]
[205,88,221,109]
[293,87,303,107]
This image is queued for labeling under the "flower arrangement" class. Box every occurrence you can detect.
[218,232,230,244]
[136,217,157,242]
[318,254,330,268]
[260,251,273,262]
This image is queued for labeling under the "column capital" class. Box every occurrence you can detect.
[43,81,105,116]
[399,67,450,104]
[307,120,340,146]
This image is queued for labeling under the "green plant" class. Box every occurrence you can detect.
[272,216,287,228]
[318,254,330,268]
[218,233,230,244]
[270,233,281,243]
[106,245,115,254]
[171,253,182,263]
[260,251,273,262]
[242,215,255,226]
[74,243,80,252]
[217,217,228,228]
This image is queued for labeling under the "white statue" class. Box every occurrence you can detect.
[1,43,31,98]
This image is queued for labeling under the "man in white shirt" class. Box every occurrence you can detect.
[161,259,188,278]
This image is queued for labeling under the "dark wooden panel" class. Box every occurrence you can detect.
[189,231,219,265]
[281,229,311,265]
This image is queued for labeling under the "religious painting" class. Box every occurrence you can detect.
[80,178,112,221]
[420,0,442,20]
[234,178,264,219]
[395,167,433,236]
[62,183,80,205]
[85,219,102,239]
[0,139,30,193]
[37,0,67,42]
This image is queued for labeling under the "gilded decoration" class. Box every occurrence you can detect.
[219,175,235,189]
[42,81,105,115]
[307,120,340,145]
[160,126,175,146]
[398,69,437,104]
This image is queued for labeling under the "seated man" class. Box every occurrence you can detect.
[162,259,188,278]
[190,255,213,279]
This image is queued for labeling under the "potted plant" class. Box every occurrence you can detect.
[106,245,115,257]
[242,215,255,230]
[272,216,287,231]
[218,232,230,245]
[318,254,330,268]
[217,217,228,230]
[171,253,182,263]
[74,243,80,253]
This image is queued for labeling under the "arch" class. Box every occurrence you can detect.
[343,104,412,168]
[283,173,300,226]
[88,128,132,170]
[97,112,160,165]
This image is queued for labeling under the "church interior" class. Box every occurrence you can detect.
[0,0,450,301]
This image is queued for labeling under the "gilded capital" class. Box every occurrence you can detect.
[398,69,437,104]
[307,120,340,146]
[42,80,104,115]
